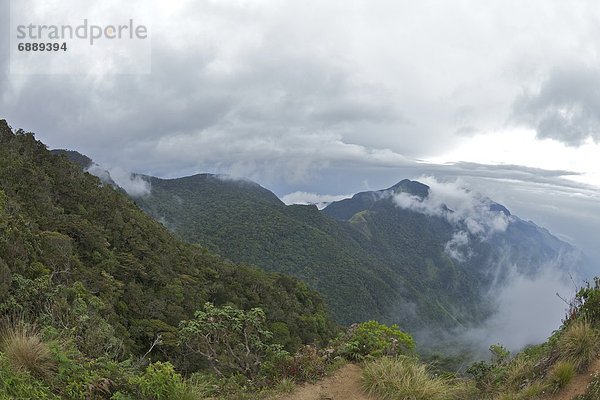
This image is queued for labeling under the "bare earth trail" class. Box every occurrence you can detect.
[547,357,600,400]
[278,363,372,400]
[278,357,600,400]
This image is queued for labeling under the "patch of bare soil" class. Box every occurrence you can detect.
[277,363,372,400]
[547,357,600,400]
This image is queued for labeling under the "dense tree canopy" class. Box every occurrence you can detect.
[0,119,336,360]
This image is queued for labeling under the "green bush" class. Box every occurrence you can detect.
[334,321,415,361]
[0,352,59,400]
[574,278,600,325]
[466,344,511,395]
[129,361,193,400]
[179,303,283,379]
[268,345,329,383]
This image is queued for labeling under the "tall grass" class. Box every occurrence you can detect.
[495,382,548,400]
[518,381,548,399]
[362,356,462,400]
[547,360,575,393]
[0,317,55,380]
[557,320,598,372]
[504,356,536,391]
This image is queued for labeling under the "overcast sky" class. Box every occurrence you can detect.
[1,0,600,267]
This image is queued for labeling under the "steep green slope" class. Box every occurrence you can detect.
[136,174,403,325]
[323,182,579,326]
[137,177,477,331]
[0,120,336,359]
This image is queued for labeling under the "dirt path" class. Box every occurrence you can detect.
[277,363,372,400]
[277,357,600,400]
[547,357,600,400]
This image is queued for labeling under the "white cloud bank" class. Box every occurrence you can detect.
[392,177,512,260]
[465,265,574,351]
[86,165,151,197]
[390,177,581,352]
[281,191,352,209]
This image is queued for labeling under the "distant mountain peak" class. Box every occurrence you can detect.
[386,179,430,198]
[488,201,512,216]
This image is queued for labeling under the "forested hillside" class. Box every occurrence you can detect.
[136,174,404,326]
[135,172,581,337]
[0,119,335,359]
[0,120,593,400]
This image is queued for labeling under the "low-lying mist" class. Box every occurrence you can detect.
[464,264,575,352]
[393,177,583,360]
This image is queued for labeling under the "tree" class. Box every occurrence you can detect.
[334,320,415,360]
[178,303,280,378]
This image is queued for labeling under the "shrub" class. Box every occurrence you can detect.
[268,345,329,383]
[0,317,55,380]
[504,356,536,391]
[179,303,278,379]
[335,321,415,361]
[490,344,510,365]
[129,361,196,400]
[273,377,295,394]
[362,356,459,400]
[0,352,59,399]
[518,381,548,399]
[188,371,258,399]
[558,320,598,371]
[573,278,600,325]
[547,360,575,392]
[466,344,511,395]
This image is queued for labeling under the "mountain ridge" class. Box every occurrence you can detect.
[50,147,584,344]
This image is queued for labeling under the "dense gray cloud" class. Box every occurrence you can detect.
[513,66,600,145]
[3,0,599,181]
[2,0,600,272]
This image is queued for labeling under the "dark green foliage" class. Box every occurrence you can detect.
[49,149,93,170]
[466,344,512,393]
[136,173,406,327]
[178,303,283,379]
[572,277,600,325]
[0,352,60,400]
[128,361,191,400]
[333,321,415,361]
[136,173,486,331]
[0,120,336,392]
